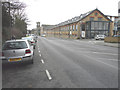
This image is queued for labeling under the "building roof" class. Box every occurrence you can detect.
[54,8,112,28]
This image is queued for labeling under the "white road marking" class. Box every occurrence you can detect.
[39,51,41,53]
[45,70,52,80]
[98,58,118,61]
[39,54,41,57]
[92,52,118,55]
[95,59,118,69]
[41,59,45,64]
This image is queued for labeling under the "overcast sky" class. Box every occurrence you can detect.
[20,0,120,30]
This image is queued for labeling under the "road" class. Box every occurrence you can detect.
[2,37,118,88]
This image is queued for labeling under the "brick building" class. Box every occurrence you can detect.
[46,9,114,39]
[41,24,55,36]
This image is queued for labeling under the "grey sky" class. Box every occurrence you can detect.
[20,0,120,29]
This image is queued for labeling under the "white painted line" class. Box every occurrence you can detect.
[39,51,41,53]
[92,52,118,55]
[95,59,118,69]
[41,59,45,64]
[39,54,41,57]
[98,58,118,61]
[45,70,52,80]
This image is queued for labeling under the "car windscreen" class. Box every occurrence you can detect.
[3,41,28,50]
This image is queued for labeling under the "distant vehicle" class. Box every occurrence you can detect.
[21,37,36,49]
[29,35,37,43]
[95,35,105,40]
[113,35,120,37]
[29,34,35,37]
[1,39,34,64]
[41,34,46,37]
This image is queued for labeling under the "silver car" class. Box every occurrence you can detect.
[1,39,34,64]
[95,35,105,40]
[22,36,36,49]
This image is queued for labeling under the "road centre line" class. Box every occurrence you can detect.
[45,70,52,80]
[92,52,118,55]
[39,51,41,53]
[41,59,45,64]
[39,54,41,57]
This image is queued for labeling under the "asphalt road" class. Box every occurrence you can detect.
[2,37,118,88]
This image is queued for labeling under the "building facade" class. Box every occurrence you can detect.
[117,1,120,33]
[46,9,114,39]
[41,24,55,36]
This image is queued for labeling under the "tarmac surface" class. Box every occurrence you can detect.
[2,37,118,88]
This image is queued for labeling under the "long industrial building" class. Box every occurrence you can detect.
[41,8,114,39]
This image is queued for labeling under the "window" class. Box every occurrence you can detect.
[82,24,85,31]
[91,22,95,30]
[3,41,28,50]
[70,26,72,31]
[76,25,77,31]
[90,17,94,21]
[68,26,69,30]
[118,9,120,13]
[73,25,74,31]
[98,17,102,21]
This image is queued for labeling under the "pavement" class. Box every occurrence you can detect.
[2,37,118,88]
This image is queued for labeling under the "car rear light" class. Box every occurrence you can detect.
[31,41,34,43]
[25,49,31,54]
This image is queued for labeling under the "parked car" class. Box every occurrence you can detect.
[29,35,37,43]
[22,37,36,49]
[113,35,120,37]
[41,34,46,37]
[95,35,105,40]
[1,39,34,64]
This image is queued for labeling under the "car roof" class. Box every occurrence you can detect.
[6,39,28,42]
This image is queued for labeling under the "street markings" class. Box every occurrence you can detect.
[39,54,41,57]
[94,59,118,69]
[45,70,52,80]
[98,58,118,61]
[39,50,41,53]
[92,52,118,56]
[41,59,45,64]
